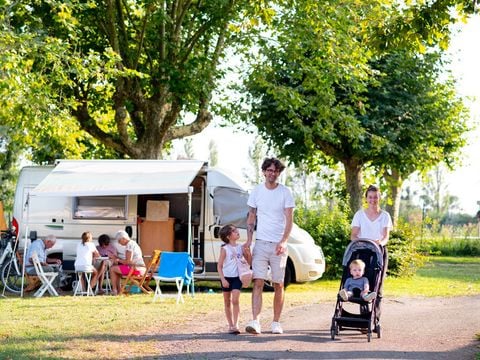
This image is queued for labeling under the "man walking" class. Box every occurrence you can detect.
[245,157,294,334]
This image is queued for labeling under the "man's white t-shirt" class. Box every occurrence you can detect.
[351,209,393,241]
[247,183,295,243]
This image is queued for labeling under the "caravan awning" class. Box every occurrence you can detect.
[30,160,205,196]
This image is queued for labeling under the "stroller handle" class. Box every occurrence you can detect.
[342,239,385,267]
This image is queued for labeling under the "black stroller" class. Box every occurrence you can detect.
[330,239,386,342]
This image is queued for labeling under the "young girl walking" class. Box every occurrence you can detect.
[217,224,252,334]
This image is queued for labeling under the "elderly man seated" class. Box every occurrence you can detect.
[25,234,64,292]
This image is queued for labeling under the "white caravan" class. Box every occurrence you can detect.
[13,160,325,286]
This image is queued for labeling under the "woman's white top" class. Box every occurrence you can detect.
[125,240,145,266]
[351,209,393,241]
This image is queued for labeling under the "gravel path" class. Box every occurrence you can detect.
[148,295,480,359]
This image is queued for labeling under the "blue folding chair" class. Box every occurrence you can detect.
[153,252,194,304]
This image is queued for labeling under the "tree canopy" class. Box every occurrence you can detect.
[0,0,476,213]
[366,50,469,223]
[243,0,472,214]
[2,0,273,160]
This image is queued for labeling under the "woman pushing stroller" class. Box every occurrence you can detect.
[330,185,393,341]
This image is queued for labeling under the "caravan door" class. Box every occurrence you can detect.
[210,186,249,262]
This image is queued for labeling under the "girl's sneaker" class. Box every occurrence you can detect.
[228,326,240,334]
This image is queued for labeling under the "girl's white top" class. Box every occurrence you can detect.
[74,242,97,267]
[222,244,244,277]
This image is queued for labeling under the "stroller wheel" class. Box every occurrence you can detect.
[330,320,338,340]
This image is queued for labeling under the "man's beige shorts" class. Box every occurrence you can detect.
[252,239,288,284]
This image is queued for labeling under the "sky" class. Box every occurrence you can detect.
[442,15,480,214]
[172,15,480,215]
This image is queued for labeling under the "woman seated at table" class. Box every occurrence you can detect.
[95,234,117,293]
[109,230,146,295]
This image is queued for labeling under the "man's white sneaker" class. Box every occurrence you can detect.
[271,321,283,334]
[245,320,261,334]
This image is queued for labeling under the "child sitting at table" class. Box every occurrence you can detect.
[97,234,118,259]
[95,234,117,293]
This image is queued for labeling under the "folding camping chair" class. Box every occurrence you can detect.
[31,252,59,297]
[153,252,195,304]
[121,250,161,295]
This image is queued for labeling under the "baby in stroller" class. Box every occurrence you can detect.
[338,259,376,302]
[330,239,385,341]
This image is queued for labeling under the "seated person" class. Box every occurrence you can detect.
[74,231,101,293]
[25,234,63,291]
[95,233,118,292]
[339,259,376,302]
[109,230,145,295]
[97,233,118,259]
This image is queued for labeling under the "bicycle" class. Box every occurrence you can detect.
[0,228,25,295]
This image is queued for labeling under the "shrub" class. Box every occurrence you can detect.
[388,221,426,277]
[419,237,480,256]
[415,217,480,256]
[295,204,350,279]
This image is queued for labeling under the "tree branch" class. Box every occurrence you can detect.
[165,105,212,141]
[104,0,120,53]
[73,97,133,156]
[115,0,132,68]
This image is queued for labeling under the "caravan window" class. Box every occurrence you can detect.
[73,196,127,219]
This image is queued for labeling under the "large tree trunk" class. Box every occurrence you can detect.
[384,169,403,228]
[343,158,364,215]
[75,94,212,160]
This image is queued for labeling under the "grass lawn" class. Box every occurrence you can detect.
[0,256,479,359]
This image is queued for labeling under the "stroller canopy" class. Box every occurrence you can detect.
[342,239,384,268]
